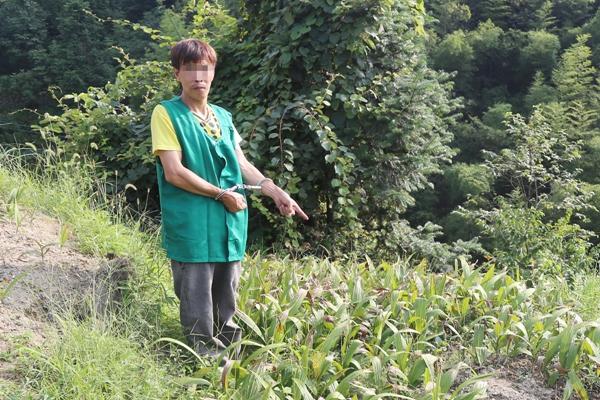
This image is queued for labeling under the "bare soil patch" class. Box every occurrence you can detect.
[0,212,103,381]
[474,356,560,400]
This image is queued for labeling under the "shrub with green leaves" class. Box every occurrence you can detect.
[470,196,596,278]
[456,107,599,276]
[34,59,178,202]
[444,163,493,206]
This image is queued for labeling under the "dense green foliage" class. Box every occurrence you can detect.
[0,0,160,143]
[213,1,459,259]
[414,0,600,271]
[1,0,599,267]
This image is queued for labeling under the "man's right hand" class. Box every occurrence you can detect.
[219,191,247,213]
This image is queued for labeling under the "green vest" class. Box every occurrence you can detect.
[156,96,248,262]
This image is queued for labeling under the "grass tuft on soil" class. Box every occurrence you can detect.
[16,318,183,399]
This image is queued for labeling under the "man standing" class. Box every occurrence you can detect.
[151,39,308,360]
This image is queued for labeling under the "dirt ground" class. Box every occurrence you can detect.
[0,211,597,399]
[0,212,103,382]
[474,356,562,400]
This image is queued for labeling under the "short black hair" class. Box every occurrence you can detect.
[170,39,217,69]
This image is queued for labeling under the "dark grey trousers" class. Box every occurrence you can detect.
[170,260,243,356]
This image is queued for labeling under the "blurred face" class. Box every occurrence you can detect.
[174,59,215,100]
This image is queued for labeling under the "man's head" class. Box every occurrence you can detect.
[170,38,217,69]
[171,39,217,100]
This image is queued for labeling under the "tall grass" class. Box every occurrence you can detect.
[572,273,600,322]
[17,318,187,399]
[0,145,158,258]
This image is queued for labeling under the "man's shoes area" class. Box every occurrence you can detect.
[191,341,236,388]
[189,336,239,368]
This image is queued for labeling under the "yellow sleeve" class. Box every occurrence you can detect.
[151,104,181,156]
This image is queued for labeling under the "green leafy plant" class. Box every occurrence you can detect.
[0,271,27,302]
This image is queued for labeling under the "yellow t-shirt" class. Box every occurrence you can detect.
[151,104,243,156]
